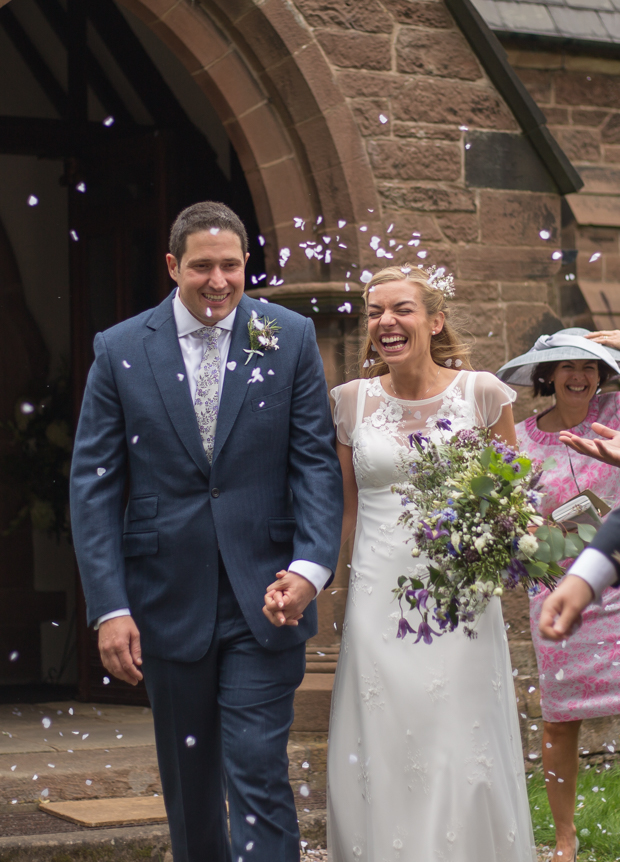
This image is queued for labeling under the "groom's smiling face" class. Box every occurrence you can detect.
[166,229,249,326]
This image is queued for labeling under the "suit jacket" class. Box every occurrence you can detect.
[589,505,620,585]
[70,291,343,661]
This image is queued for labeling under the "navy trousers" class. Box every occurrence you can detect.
[142,562,306,862]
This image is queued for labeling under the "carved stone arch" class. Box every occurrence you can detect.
[120,0,379,280]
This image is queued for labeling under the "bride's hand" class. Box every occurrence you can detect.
[262,570,313,627]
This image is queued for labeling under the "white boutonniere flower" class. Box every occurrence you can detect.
[244,310,281,364]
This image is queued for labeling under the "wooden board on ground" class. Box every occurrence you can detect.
[39,796,167,827]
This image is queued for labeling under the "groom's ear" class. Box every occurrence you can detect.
[166,253,179,283]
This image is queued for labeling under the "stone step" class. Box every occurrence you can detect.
[292,674,334,733]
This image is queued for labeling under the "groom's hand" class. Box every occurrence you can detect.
[263,570,316,627]
[98,616,143,685]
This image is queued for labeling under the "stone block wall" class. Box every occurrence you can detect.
[505,45,620,331]
[289,0,567,372]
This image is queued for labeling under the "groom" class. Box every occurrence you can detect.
[70,201,343,861]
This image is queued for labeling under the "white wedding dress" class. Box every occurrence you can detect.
[327,371,537,862]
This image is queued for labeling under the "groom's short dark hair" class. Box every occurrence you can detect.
[169,202,249,261]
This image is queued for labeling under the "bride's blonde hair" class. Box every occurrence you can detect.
[359,264,472,378]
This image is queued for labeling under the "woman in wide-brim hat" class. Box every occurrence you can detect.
[497,328,620,862]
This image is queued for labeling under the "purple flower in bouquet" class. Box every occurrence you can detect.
[420,520,450,541]
[435,418,452,432]
[492,440,517,463]
[453,429,478,447]
[406,588,429,610]
[409,431,428,449]
[397,617,416,639]
[505,558,528,588]
[497,515,515,532]
[441,507,457,523]
[414,618,442,645]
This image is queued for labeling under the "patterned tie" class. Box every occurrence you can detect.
[193,326,223,463]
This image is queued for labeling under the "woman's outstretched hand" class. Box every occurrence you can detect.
[559,422,620,469]
[585,329,620,350]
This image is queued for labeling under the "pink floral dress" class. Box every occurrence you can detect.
[516,392,620,722]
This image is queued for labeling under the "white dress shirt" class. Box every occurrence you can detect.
[567,547,619,604]
[96,291,331,628]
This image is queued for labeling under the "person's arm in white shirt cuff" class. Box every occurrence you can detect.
[288,560,332,596]
[94,608,131,630]
[567,548,619,605]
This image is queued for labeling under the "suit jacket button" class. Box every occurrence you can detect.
[211,488,220,498]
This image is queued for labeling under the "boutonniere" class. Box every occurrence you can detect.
[244,310,281,364]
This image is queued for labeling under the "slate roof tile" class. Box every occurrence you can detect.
[548,5,611,36]
[495,0,558,30]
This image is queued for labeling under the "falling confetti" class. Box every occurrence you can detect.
[551,251,562,260]
[20,402,35,414]
[417,251,427,259]
[27,195,39,206]
[360,270,373,283]
[103,116,115,126]
[210,227,220,236]
[338,302,352,313]
[70,230,79,242]
[555,668,564,680]
[76,182,87,193]
[268,369,275,376]
[206,308,212,317]
[539,230,551,240]
[379,114,388,124]
[258,235,265,246]
[246,814,257,825]
[247,368,264,384]
[97,467,106,476]
[590,252,601,262]
[185,736,196,747]
[103,676,110,685]
[226,361,237,371]
[465,143,471,150]
[299,785,310,797]
[316,216,323,226]
[177,373,185,381]
[42,718,51,729]
[338,220,347,228]
[294,218,305,229]
[459,124,469,131]
[131,436,139,444]
[302,761,309,769]
[86,779,92,786]
[122,360,131,369]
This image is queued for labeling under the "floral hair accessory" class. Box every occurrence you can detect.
[425,265,455,298]
[244,310,281,364]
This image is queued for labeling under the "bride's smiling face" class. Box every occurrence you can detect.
[367,280,443,368]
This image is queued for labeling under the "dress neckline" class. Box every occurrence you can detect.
[376,370,465,405]
[523,396,600,446]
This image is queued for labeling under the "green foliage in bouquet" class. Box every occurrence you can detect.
[392,423,594,643]
[1,371,72,540]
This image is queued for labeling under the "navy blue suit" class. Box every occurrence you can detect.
[71,291,343,861]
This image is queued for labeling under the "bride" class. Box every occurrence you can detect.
[328,265,536,861]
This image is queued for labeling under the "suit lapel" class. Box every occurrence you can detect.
[143,296,210,479]
[212,295,256,465]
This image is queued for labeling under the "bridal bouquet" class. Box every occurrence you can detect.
[392,423,596,643]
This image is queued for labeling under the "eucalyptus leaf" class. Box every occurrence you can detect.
[524,560,549,578]
[534,541,551,563]
[548,527,566,562]
[541,456,557,471]
[577,523,597,543]
[471,475,494,497]
[563,534,583,558]
[535,526,550,542]
[480,447,493,469]
[480,499,490,517]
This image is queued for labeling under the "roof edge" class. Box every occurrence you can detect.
[445,0,584,195]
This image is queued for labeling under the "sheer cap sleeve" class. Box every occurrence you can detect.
[330,379,362,445]
[472,372,517,429]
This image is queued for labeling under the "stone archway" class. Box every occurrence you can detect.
[119,0,379,283]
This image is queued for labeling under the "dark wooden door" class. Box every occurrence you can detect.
[70,129,171,706]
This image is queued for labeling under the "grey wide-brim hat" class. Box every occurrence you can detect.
[496,328,620,386]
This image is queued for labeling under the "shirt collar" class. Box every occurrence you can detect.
[173,288,237,337]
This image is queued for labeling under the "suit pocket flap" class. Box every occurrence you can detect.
[251,387,291,412]
[268,518,296,543]
[123,531,159,557]
[128,495,158,521]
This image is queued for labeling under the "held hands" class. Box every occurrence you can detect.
[559,422,620,469]
[98,616,143,685]
[538,575,594,641]
[263,570,316,627]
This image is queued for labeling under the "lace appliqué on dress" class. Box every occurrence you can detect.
[361,663,385,712]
